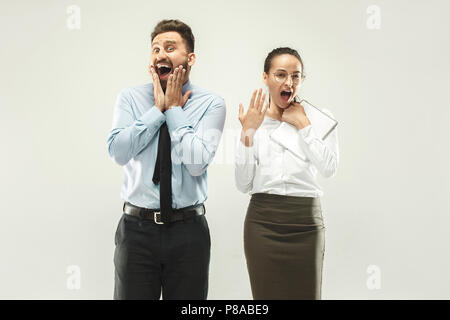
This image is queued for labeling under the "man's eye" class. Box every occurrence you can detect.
[293,74,300,79]
[153,48,159,53]
[167,47,174,51]
[277,73,286,78]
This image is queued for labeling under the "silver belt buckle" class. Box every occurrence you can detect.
[153,211,164,224]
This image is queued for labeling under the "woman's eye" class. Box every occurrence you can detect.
[293,74,300,79]
[167,47,174,51]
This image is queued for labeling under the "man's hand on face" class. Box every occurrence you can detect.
[149,65,166,113]
[165,65,192,110]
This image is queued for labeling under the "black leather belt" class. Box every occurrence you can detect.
[123,202,205,224]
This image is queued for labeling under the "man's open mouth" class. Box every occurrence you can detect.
[280,90,292,102]
[156,64,173,80]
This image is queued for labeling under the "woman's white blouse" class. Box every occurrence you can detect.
[235,110,339,198]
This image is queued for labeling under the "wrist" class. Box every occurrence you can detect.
[240,128,256,147]
[295,117,311,130]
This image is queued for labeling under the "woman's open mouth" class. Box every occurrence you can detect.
[156,64,173,80]
[280,90,292,103]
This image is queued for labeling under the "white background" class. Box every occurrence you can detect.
[1,0,449,299]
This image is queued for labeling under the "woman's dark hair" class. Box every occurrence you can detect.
[263,47,304,74]
[151,19,195,53]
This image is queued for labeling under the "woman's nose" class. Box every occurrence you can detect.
[285,75,294,87]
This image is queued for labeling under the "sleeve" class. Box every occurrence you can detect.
[234,131,257,193]
[107,88,166,166]
[164,96,226,176]
[297,108,339,178]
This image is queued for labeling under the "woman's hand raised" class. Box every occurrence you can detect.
[238,88,268,147]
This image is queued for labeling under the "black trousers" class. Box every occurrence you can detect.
[113,210,211,300]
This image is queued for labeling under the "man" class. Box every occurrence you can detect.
[107,19,226,300]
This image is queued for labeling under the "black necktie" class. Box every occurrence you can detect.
[152,122,172,223]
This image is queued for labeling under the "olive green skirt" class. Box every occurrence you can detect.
[244,192,325,300]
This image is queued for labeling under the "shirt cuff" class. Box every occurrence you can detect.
[140,106,166,129]
[236,138,255,164]
[165,106,190,132]
[298,124,318,144]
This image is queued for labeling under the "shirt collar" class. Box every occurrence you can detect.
[264,115,281,122]
[181,79,193,95]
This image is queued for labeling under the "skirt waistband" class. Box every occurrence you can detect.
[247,193,323,224]
[250,192,321,206]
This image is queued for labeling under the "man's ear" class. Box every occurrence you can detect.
[187,53,196,67]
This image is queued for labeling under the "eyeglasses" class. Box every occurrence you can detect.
[272,71,306,85]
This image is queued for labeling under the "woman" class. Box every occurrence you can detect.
[235,47,339,299]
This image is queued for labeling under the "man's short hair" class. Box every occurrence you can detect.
[151,19,195,53]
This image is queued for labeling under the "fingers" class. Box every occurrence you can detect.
[250,88,264,110]
[167,73,174,95]
[179,66,186,89]
[149,65,157,83]
[239,103,244,119]
[173,65,184,90]
[257,92,266,112]
[167,65,185,95]
[148,64,156,76]
[255,88,262,109]
[149,65,163,92]
[249,89,257,109]
[261,100,269,115]
[173,65,180,88]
